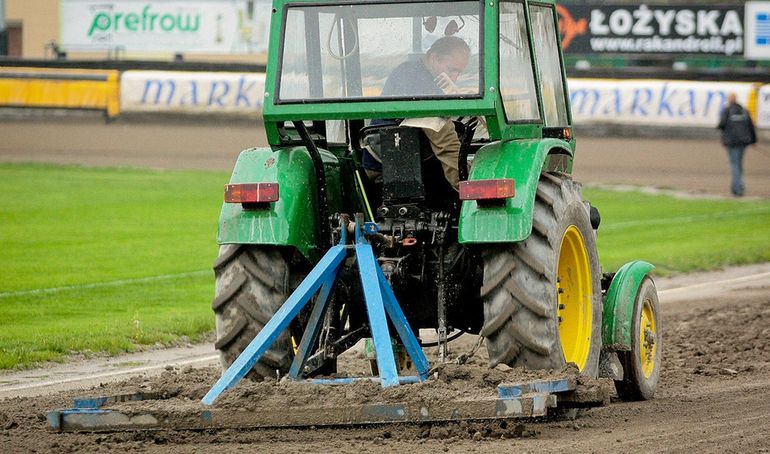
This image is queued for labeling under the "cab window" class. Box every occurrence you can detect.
[529,5,569,126]
[498,0,540,123]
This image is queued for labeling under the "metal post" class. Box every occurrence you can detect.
[436,246,448,362]
[412,16,421,54]
[293,121,331,249]
[0,0,7,56]
[201,244,348,405]
[356,242,399,387]
[375,262,430,380]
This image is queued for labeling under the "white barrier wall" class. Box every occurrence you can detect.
[120,71,266,115]
[568,79,756,128]
[758,84,770,129]
[119,71,766,128]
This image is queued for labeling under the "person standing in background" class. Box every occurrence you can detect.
[364,36,471,191]
[718,93,757,197]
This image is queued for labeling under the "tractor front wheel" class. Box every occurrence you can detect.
[481,173,603,377]
[615,277,661,400]
[212,245,296,379]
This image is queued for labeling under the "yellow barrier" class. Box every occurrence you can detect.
[746,83,760,122]
[0,67,120,118]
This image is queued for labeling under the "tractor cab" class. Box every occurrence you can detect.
[263,0,573,141]
[262,0,575,212]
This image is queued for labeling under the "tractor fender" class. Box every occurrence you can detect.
[458,138,572,244]
[602,260,656,351]
[217,146,341,260]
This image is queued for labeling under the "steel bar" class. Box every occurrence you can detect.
[288,272,339,378]
[375,260,430,380]
[356,243,399,387]
[49,394,558,432]
[201,244,348,405]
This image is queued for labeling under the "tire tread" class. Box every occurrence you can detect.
[482,173,602,376]
[212,246,294,379]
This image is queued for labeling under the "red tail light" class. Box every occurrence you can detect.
[224,183,279,203]
[459,179,515,201]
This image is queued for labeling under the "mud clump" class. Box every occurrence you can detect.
[137,367,216,401]
[0,411,17,430]
[210,356,583,412]
[3,298,769,451]
[420,419,536,441]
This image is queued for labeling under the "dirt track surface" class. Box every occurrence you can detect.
[1,273,769,452]
[1,117,770,452]
[1,116,769,198]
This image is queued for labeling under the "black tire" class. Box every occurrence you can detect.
[481,172,603,377]
[615,277,661,401]
[212,245,295,379]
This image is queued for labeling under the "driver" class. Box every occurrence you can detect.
[363,36,471,191]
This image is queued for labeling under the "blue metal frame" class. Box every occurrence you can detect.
[201,243,347,405]
[375,256,431,379]
[47,376,576,431]
[287,275,338,379]
[48,376,580,431]
[201,219,430,406]
[497,379,574,398]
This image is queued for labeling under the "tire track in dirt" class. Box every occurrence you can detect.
[542,378,770,452]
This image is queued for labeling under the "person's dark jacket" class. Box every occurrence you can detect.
[718,103,757,147]
[380,59,442,97]
[363,59,443,170]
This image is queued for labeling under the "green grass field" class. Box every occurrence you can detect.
[1,163,769,369]
[587,189,770,273]
[0,164,224,369]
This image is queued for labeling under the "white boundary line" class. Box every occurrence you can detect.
[0,355,219,394]
[0,270,211,298]
[658,271,770,298]
[602,207,770,230]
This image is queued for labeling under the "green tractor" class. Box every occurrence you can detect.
[212,0,661,401]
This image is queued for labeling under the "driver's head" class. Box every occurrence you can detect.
[425,36,470,82]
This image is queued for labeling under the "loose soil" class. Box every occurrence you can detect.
[1,118,769,452]
[1,280,768,452]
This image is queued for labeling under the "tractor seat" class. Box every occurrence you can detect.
[359,124,458,213]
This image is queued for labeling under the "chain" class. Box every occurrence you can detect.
[455,335,485,365]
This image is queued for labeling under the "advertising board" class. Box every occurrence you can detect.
[557,4,745,56]
[120,70,764,129]
[745,2,770,60]
[60,0,271,54]
[0,68,120,118]
[757,84,770,129]
[568,79,756,128]
[120,71,266,115]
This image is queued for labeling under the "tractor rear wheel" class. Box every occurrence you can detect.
[481,172,602,377]
[212,245,296,379]
[615,277,661,400]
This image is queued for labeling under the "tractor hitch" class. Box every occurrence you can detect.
[201,214,430,406]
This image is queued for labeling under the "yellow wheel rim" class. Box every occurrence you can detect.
[639,297,657,378]
[557,225,593,371]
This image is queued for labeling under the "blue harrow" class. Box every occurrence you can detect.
[47,216,606,432]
